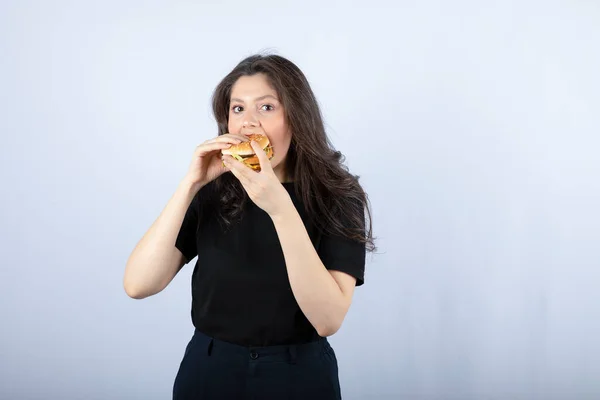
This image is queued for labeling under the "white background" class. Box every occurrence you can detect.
[1,1,599,399]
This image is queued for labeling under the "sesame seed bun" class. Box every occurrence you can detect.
[221,133,274,171]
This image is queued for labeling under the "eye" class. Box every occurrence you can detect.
[231,105,243,113]
[261,104,274,112]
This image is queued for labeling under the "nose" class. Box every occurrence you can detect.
[242,110,260,129]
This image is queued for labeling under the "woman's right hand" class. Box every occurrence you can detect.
[183,133,249,191]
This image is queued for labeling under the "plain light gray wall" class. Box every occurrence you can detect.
[1,1,599,399]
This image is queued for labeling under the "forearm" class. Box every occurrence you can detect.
[124,178,200,298]
[270,202,348,336]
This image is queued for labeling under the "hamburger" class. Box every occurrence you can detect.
[221,133,274,171]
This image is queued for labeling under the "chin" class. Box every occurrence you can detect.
[272,156,288,171]
[270,159,281,169]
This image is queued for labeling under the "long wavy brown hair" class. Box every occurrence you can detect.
[210,54,375,252]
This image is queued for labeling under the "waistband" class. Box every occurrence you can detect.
[192,328,330,364]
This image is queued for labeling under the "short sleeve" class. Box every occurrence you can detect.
[317,205,367,287]
[175,190,203,265]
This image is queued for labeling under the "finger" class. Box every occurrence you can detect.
[222,132,250,142]
[224,160,252,189]
[250,140,273,173]
[223,155,254,184]
[196,141,233,155]
[204,136,243,145]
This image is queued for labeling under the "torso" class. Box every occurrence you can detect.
[190,182,324,346]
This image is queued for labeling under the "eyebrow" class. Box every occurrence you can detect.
[230,94,279,103]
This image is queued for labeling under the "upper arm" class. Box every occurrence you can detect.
[174,188,205,266]
[175,248,190,272]
[152,186,205,294]
[317,209,367,287]
[317,212,366,328]
[155,248,189,295]
[329,270,357,305]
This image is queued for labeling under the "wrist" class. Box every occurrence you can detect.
[269,196,298,224]
[179,177,203,195]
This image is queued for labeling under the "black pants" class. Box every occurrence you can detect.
[172,328,342,400]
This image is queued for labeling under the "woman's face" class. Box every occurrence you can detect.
[228,73,292,182]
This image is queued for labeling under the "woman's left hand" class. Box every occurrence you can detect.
[222,140,292,218]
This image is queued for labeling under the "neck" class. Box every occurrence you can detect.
[275,166,290,183]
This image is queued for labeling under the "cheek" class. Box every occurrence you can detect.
[227,117,239,132]
[271,133,291,163]
[265,123,289,147]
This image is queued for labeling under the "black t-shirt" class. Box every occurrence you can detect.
[175,180,365,347]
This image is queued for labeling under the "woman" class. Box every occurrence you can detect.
[124,54,375,400]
